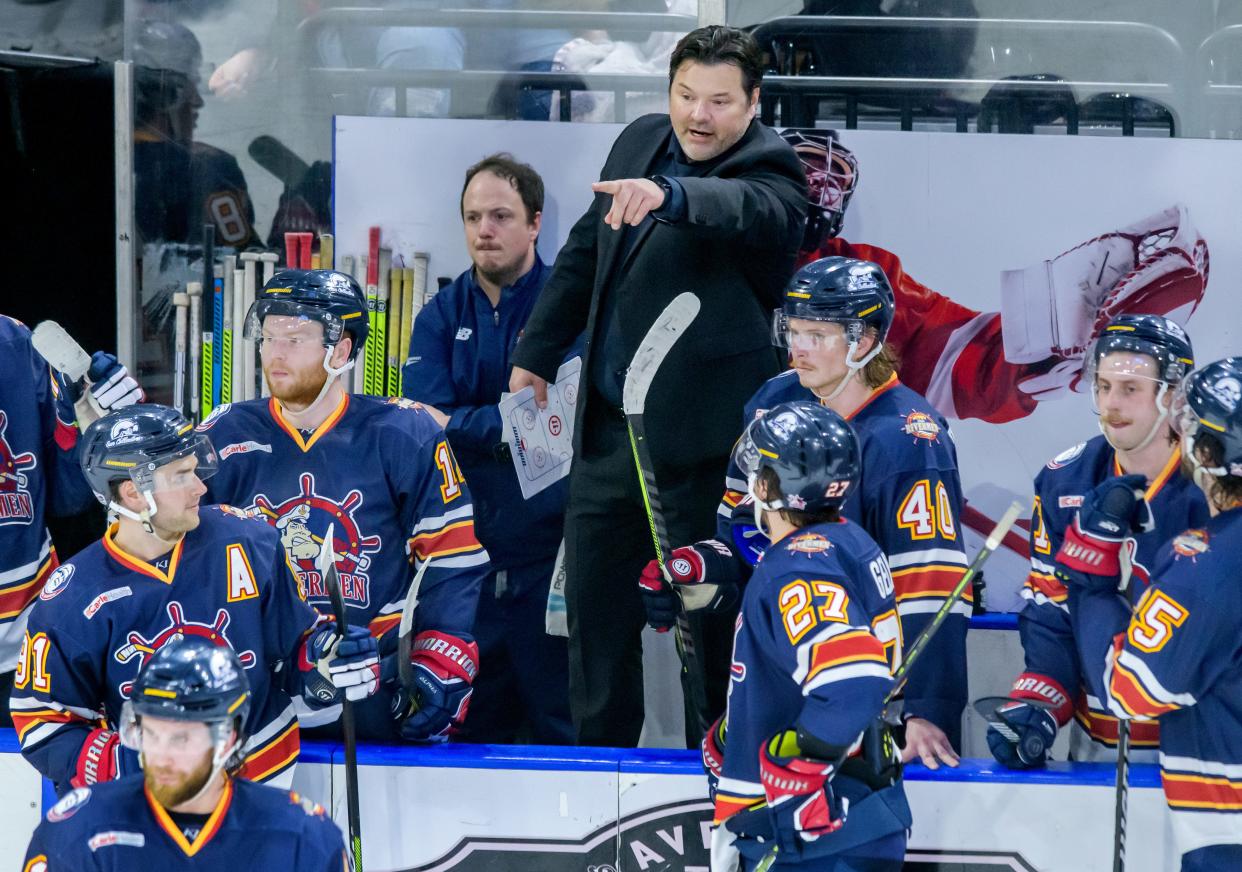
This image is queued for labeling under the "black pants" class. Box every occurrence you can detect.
[564,399,736,748]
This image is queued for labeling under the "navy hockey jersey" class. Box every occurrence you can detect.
[1017,436,1208,758]
[200,395,489,646]
[715,520,907,864]
[0,316,94,671]
[11,509,319,793]
[24,776,346,871]
[1071,506,1242,857]
[720,371,968,739]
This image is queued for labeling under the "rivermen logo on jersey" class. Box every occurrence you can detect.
[902,410,940,443]
[786,532,832,555]
[112,601,256,697]
[251,473,382,608]
[0,410,37,525]
[1172,529,1210,561]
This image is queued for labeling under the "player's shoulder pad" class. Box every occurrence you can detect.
[365,396,445,442]
[198,504,282,549]
[0,314,29,338]
[1044,440,1090,471]
[286,789,329,820]
[746,369,805,418]
[36,561,78,605]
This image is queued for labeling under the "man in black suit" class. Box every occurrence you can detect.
[509,25,806,747]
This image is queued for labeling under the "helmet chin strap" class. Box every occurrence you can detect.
[747,474,783,541]
[109,490,181,545]
[1100,382,1170,453]
[813,338,880,403]
[279,345,355,421]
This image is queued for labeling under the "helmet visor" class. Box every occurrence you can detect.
[244,300,341,349]
[772,311,856,351]
[138,435,218,493]
[1085,346,1166,416]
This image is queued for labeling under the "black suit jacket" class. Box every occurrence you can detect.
[511,114,807,470]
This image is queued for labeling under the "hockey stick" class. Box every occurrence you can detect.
[621,292,710,737]
[31,321,105,425]
[397,556,432,698]
[754,501,1023,872]
[172,292,189,415]
[1114,719,1130,872]
[188,282,202,422]
[317,524,364,872]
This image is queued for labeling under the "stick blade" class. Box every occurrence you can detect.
[32,321,91,382]
[622,292,700,415]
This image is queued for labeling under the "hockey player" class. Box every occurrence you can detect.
[782,128,1209,423]
[201,269,488,742]
[988,314,1207,768]
[642,256,968,767]
[1059,357,1242,871]
[11,404,378,795]
[710,401,908,871]
[0,315,142,724]
[24,637,348,871]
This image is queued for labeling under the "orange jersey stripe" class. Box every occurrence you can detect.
[1110,660,1181,719]
[238,722,300,783]
[369,612,402,638]
[721,490,744,508]
[891,565,970,601]
[0,554,57,619]
[1073,703,1160,747]
[713,793,761,825]
[12,708,90,743]
[808,630,888,680]
[1163,771,1242,811]
[408,520,483,561]
[1024,570,1067,603]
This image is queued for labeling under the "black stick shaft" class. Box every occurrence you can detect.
[324,562,364,872]
[1114,719,1130,872]
[626,415,710,736]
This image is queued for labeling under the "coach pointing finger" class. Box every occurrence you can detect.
[508,25,806,748]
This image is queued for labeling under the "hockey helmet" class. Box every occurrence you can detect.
[732,401,860,514]
[120,637,251,771]
[774,256,895,350]
[244,269,369,361]
[80,404,217,508]
[1172,357,1242,484]
[1085,314,1194,451]
[779,129,858,248]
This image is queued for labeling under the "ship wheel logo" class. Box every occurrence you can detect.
[250,472,382,607]
[113,601,257,698]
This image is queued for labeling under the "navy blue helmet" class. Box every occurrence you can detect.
[733,401,861,513]
[1175,357,1242,479]
[1089,314,1195,387]
[80,404,217,505]
[245,269,369,361]
[774,256,895,350]
[130,637,251,726]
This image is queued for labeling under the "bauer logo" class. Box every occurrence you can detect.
[39,563,74,601]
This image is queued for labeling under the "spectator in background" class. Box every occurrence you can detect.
[402,154,573,745]
[132,19,257,249]
[508,25,805,747]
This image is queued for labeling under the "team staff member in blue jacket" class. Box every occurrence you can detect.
[402,154,572,744]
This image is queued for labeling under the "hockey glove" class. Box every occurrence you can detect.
[638,540,743,632]
[72,728,141,789]
[701,714,727,803]
[985,700,1058,770]
[725,730,847,854]
[299,622,380,705]
[1055,474,1152,593]
[400,630,478,742]
[86,352,144,411]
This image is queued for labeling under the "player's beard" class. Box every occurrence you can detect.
[264,361,329,408]
[144,752,216,809]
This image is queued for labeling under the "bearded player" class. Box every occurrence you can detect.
[200,269,488,742]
